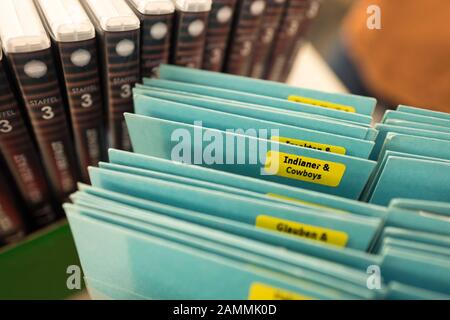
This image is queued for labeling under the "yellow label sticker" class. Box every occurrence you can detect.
[248,283,313,300]
[264,151,346,187]
[255,215,349,247]
[266,193,349,214]
[288,95,356,113]
[272,136,346,155]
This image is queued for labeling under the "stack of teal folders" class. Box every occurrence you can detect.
[64,65,450,300]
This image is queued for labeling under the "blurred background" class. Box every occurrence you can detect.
[300,0,450,118]
[309,0,353,59]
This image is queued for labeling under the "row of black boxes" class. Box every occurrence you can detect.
[0,0,320,245]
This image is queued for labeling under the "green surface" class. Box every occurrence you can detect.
[0,221,84,300]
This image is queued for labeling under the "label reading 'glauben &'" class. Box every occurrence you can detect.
[256,215,349,247]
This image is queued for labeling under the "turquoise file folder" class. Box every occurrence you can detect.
[397,105,450,121]
[133,88,376,139]
[74,184,381,270]
[378,133,450,162]
[66,190,450,296]
[140,79,373,125]
[98,161,355,217]
[125,113,377,199]
[362,151,450,202]
[385,207,450,237]
[384,119,450,134]
[385,282,450,300]
[390,199,450,216]
[68,198,379,299]
[375,226,450,251]
[87,167,382,250]
[382,110,450,129]
[156,64,377,116]
[108,149,387,219]
[66,206,362,300]
[132,94,375,158]
[133,93,377,142]
[370,123,450,160]
[369,157,450,205]
[379,237,450,259]
[69,186,450,297]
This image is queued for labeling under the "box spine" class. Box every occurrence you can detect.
[56,39,106,182]
[278,0,321,82]
[0,59,57,226]
[7,48,79,202]
[101,30,141,151]
[138,12,174,78]
[248,0,285,78]
[202,0,237,71]
[264,0,309,81]
[171,10,210,69]
[224,0,266,75]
